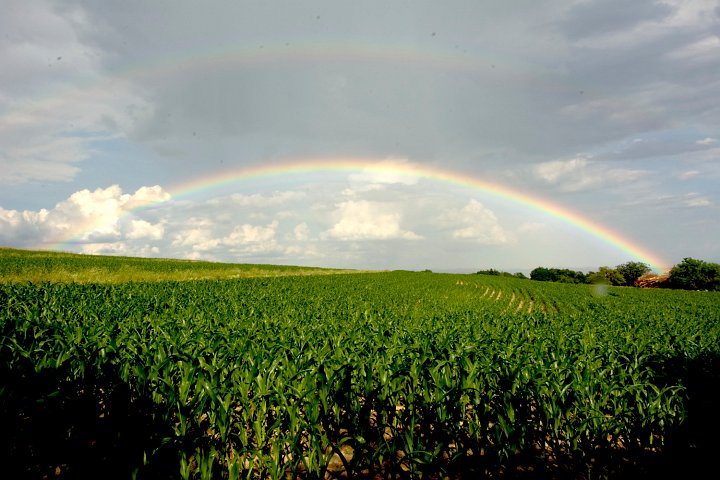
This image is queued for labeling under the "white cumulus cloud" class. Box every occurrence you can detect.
[171,229,219,251]
[225,221,278,244]
[684,193,712,208]
[535,157,646,192]
[441,200,511,244]
[127,219,165,240]
[535,157,590,183]
[324,200,420,240]
[171,220,281,257]
[293,222,310,241]
[679,170,700,180]
[210,191,306,207]
[0,184,170,249]
[348,159,422,186]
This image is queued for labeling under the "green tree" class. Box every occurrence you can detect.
[615,261,651,287]
[476,269,501,276]
[531,267,586,283]
[668,257,720,291]
[530,267,552,281]
[586,266,625,286]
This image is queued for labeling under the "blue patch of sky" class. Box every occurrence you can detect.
[73,137,166,192]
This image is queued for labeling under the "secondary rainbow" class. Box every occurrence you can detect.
[1,40,557,134]
[170,157,668,271]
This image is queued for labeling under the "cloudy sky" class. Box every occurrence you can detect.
[1,0,718,272]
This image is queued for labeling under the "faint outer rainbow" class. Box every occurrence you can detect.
[0,41,556,133]
[166,157,668,272]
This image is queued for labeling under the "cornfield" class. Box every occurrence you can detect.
[1,257,718,478]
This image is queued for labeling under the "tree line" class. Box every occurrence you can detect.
[477,258,720,291]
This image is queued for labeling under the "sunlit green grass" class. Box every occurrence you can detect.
[0,247,359,283]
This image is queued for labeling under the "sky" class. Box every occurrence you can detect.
[1,0,719,272]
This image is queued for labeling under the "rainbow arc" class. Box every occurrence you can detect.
[51,157,669,272]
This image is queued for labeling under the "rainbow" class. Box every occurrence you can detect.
[51,157,669,272]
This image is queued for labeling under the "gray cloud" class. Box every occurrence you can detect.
[599,137,720,161]
[558,0,675,40]
[2,1,719,268]
[31,0,714,167]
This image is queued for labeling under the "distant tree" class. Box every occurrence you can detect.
[586,266,625,286]
[513,272,528,279]
[555,268,587,284]
[531,267,586,283]
[476,269,501,276]
[561,268,585,283]
[556,273,578,284]
[530,267,552,281]
[615,261,651,286]
[476,269,526,278]
[668,258,720,291]
[585,271,604,284]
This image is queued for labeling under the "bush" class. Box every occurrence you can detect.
[668,258,720,291]
[615,262,651,286]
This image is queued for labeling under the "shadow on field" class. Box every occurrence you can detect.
[635,352,720,480]
[476,352,720,479]
[489,352,720,480]
[0,366,182,480]
[1,353,718,479]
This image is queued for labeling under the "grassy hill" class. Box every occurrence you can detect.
[0,247,358,283]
